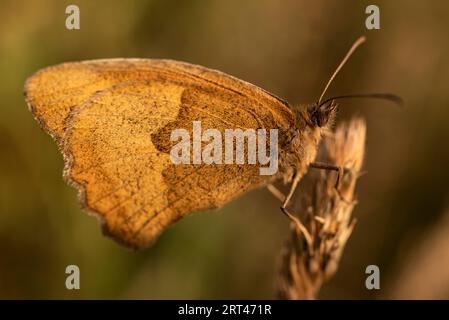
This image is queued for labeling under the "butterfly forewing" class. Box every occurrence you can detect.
[25,59,295,248]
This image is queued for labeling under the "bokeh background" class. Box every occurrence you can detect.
[1,0,448,299]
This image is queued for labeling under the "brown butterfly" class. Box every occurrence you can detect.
[24,36,400,248]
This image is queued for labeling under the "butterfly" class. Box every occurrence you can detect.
[24,36,400,248]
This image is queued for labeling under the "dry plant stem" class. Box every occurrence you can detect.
[276,118,366,300]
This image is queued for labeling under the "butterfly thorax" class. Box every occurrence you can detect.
[278,103,334,185]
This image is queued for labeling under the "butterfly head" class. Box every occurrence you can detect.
[308,100,338,128]
[295,100,337,129]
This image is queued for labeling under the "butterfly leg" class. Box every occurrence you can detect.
[280,174,313,247]
[266,184,285,202]
[267,180,312,246]
[282,173,301,209]
[310,161,352,203]
[309,161,343,188]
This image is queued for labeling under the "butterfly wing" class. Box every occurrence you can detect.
[25,59,295,248]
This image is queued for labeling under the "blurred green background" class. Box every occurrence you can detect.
[1,0,449,299]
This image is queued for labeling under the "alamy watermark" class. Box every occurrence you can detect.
[65,264,80,290]
[365,264,380,290]
[170,121,279,175]
[65,5,80,30]
[365,5,380,30]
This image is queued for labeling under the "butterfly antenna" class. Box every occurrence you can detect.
[319,93,404,108]
[318,36,367,104]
